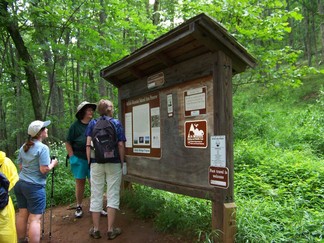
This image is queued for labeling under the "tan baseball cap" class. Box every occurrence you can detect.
[28,120,51,137]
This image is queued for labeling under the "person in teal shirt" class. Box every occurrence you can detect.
[65,101,107,218]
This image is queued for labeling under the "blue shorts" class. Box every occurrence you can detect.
[14,180,46,214]
[70,155,90,179]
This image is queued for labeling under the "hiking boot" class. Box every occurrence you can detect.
[107,228,122,240]
[75,205,83,218]
[100,209,107,217]
[89,227,101,239]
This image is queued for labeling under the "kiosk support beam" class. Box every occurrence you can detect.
[212,51,235,242]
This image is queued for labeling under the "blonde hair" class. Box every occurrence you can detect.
[97,99,114,116]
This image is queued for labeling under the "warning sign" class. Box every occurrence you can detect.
[209,166,229,189]
[184,120,207,148]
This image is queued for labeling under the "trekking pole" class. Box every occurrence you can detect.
[41,211,45,239]
[49,156,56,239]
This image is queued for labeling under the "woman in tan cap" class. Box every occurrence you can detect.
[65,101,96,218]
[65,101,107,218]
[14,120,58,243]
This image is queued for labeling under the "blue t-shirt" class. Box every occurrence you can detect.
[17,140,50,185]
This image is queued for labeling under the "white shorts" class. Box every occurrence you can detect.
[89,163,122,212]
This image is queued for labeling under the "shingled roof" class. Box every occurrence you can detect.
[100,13,257,87]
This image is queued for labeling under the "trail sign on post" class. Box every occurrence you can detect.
[209,166,229,189]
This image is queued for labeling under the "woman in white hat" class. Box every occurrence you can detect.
[14,120,58,243]
[65,101,100,218]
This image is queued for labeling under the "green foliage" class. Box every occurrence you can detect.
[121,184,212,240]
[122,184,166,219]
[236,197,323,242]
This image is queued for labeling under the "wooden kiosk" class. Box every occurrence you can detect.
[100,13,256,242]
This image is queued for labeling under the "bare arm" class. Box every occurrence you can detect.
[86,136,92,164]
[65,142,74,157]
[40,158,58,174]
[118,141,125,165]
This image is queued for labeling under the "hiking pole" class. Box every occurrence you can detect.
[49,156,56,239]
[41,211,45,239]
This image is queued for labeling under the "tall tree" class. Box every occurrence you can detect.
[319,0,324,62]
[0,0,44,119]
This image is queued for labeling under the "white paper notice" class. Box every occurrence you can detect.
[210,135,226,167]
[151,107,160,148]
[167,94,173,116]
[133,103,150,145]
[185,92,205,111]
[125,112,133,148]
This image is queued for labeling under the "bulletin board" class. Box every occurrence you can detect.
[123,92,161,158]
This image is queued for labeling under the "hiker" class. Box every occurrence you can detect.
[86,99,126,240]
[14,120,58,243]
[65,101,107,218]
[0,151,19,243]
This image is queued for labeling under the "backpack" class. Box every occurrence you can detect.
[92,117,119,163]
[0,172,9,210]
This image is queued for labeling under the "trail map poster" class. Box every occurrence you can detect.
[124,92,161,158]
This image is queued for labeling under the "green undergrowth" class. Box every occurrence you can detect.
[121,185,213,241]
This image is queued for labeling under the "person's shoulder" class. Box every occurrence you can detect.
[88,118,97,126]
[111,118,121,125]
[68,120,79,129]
[35,140,49,150]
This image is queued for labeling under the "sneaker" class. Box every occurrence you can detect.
[107,228,122,240]
[75,205,83,218]
[100,209,107,217]
[89,227,101,239]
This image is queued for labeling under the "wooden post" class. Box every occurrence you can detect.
[223,203,236,242]
[211,50,235,242]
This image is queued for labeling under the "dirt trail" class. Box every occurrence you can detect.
[39,198,191,243]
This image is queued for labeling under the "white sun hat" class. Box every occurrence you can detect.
[28,120,51,137]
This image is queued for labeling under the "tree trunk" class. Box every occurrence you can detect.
[153,0,160,25]
[0,1,44,120]
[303,3,312,66]
[319,0,324,63]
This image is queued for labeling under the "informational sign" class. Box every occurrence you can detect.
[209,166,229,189]
[184,120,207,148]
[147,72,165,89]
[124,92,161,158]
[184,86,207,117]
[167,93,173,117]
[210,135,226,167]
